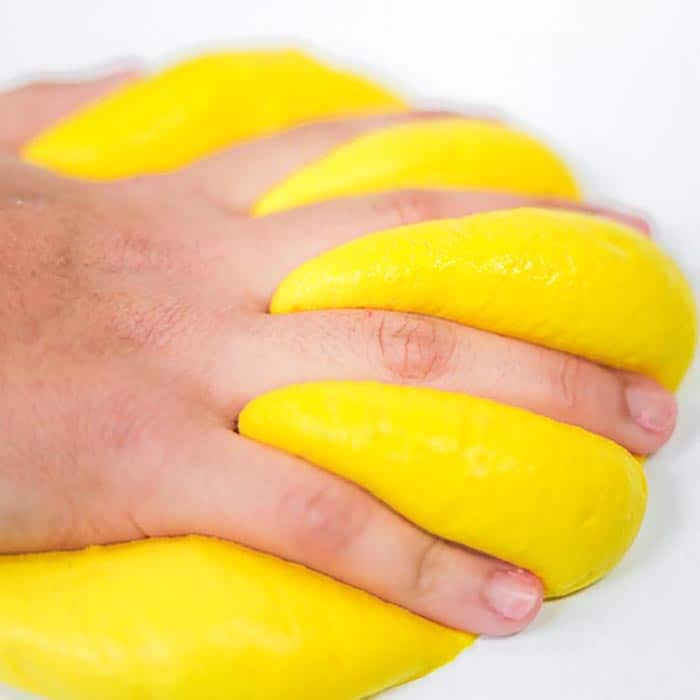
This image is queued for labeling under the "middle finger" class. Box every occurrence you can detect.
[236,190,652,307]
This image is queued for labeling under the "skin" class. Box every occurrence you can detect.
[0,68,677,638]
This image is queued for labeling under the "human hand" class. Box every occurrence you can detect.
[0,72,676,637]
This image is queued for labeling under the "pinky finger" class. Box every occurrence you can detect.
[138,427,543,636]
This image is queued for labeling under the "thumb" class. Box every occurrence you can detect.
[0,62,143,153]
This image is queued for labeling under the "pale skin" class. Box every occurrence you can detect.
[0,68,677,637]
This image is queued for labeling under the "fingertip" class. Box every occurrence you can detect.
[479,568,544,635]
[624,377,678,447]
[428,544,544,636]
[532,198,654,237]
[603,209,654,237]
[579,203,652,236]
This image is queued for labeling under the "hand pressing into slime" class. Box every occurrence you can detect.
[0,64,682,648]
[1,53,695,700]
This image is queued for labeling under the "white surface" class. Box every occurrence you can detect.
[1,1,698,698]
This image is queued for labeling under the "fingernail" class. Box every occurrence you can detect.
[626,383,677,433]
[484,569,541,621]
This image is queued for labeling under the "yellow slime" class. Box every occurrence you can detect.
[24,50,407,179]
[1,50,693,700]
[254,118,580,214]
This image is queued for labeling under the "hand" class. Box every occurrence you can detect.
[0,71,676,637]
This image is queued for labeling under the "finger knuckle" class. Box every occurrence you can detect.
[373,189,446,228]
[551,353,585,411]
[280,482,370,557]
[373,311,456,382]
[409,538,450,600]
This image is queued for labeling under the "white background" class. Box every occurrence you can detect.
[1,1,698,698]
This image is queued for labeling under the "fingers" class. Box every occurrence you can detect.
[211,309,676,456]
[0,67,142,153]
[178,111,472,214]
[237,190,653,306]
[139,426,542,635]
